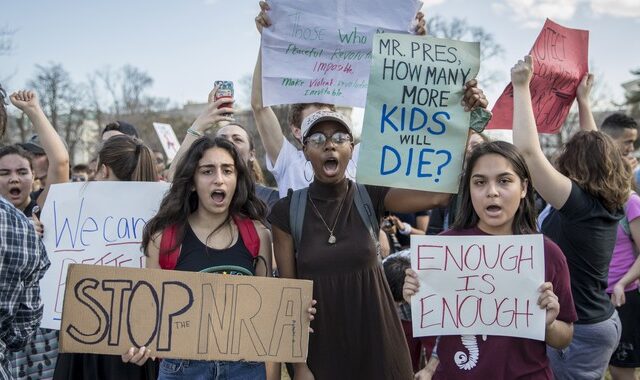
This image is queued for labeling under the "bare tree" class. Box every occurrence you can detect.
[28,63,73,130]
[94,65,168,116]
[120,65,153,115]
[427,16,504,86]
[86,73,106,130]
[27,63,91,163]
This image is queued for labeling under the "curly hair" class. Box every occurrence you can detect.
[556,131,631,212]
[453,141,538,235]
[141,136,266,255]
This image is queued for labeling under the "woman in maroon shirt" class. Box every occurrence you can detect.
[404,141,576,379]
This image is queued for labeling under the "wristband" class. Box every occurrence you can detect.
[187,128,204,138]
[399,222,412,236]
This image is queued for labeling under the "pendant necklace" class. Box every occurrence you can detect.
[308,191,347,245]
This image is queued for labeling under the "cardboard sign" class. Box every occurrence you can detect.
[357,34,479,193]
[59,265,313,363]
[487,19,589,134]
[39,182,170,329]
[410,234,546,341]
[261,0,422,107]
[153,122,180,161]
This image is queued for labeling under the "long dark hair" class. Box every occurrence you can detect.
[452,141,537,235]
[99,135,157,181]
[141,136,266,255]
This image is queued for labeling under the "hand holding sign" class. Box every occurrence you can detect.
[487,19,589,134]
[537,282,559,327]
[462,79,489,112]
[576,73,594,105]
[122,346,155,366]
[255,1,271,34]
[414,11,426,36]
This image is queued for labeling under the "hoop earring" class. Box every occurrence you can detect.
[346,159,356,179]
[304,160,313,183]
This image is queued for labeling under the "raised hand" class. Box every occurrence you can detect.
[511,55,534,88]
[191,84,236,133]
[255,1,272,34]
[10,90,42,115]
[576,73,594,104]
[414,11,426,36]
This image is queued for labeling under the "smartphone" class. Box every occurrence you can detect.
[214,80,234,116]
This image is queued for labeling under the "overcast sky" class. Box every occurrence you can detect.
[2,0,639,112]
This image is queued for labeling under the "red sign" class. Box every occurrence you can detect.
[487,19,589,134]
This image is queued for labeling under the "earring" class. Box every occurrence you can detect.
[304,160,313,183]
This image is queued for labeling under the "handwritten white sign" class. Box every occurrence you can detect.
[261,0,422,107]
[39,182,170,329]
[410,234,546,341]
[153,122,180,161]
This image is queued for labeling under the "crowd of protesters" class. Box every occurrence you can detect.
[1,3,639,380]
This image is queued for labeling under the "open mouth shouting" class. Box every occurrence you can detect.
[7,185,23,201]
[322,157,340,177]
[485,204,503,217]
[210,189,227,206]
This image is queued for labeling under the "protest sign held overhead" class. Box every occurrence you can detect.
[59,264,314,363]
[261,0,422,107]
[357,33,479,193]
[487,19,589,134]
[153,122,180,161]
[39,181,170,329]
[410,235,546,341]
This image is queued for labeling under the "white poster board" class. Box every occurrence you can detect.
[410,234,546,341]
[261,0,422,107]
[39,182,170,329]
[153,122,180,161]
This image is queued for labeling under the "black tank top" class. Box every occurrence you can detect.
[175,224,256,275]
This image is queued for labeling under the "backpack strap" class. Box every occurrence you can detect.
[353,182,381,258]
[289,187,308,256]
[233,215,260,258]
[159,224,181,270]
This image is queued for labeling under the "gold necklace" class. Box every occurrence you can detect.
[307,191,347,245]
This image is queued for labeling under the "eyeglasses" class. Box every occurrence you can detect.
[304,132,351,149]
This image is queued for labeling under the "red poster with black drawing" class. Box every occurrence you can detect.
[487,19,589,134]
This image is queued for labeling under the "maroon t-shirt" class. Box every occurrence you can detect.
[432,227,577,380]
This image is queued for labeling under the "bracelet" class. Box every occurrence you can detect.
[186,128,204,138]
[399,222,412,236]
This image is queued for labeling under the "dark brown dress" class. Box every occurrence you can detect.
[269,179,413,379]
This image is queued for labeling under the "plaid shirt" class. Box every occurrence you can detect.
[0,197,49,379]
